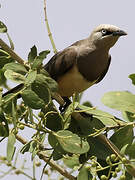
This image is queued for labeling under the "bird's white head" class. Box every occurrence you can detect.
[89,24,127,49]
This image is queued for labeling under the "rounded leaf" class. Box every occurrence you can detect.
[110,125,134,149]
[7,133,16,162]
[4,69,25,83]
[102,91,135,113]
[21,90,45,109]
[78,104,123,126]
[56,130,90,154]
[3,62,27,75]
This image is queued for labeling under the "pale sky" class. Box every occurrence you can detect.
[0,0,135,179]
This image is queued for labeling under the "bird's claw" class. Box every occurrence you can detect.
[59,97,71,113]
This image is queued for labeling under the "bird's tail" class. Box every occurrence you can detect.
[2,83,24,98]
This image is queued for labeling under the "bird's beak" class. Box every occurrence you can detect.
[113,30,127,36]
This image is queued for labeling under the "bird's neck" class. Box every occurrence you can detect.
[87,36,111,52]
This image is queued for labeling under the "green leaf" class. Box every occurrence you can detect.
[28,45,37,63]
[63,154,80,169]
[48,133,65,159]
[7,133,16,162]
[3,62,27,75]
[129,74,135,85]
[31,57,43,69]
[2,94,14,114]
[4,69,25,83]
[78,105,124,126]
[77,166,92,180]
[52,150,63,161]
[79,136,118,178]
[0,21,7,33]
[80,136,116,164]
[56,130,90,154]
[29,141,37,153]
[38,133,46,144]
[125,143,135,159]
[25,70,37,85]
[31,50,50,69]
[40,68,50,77]
[31,74,51,104]
[125,171,133,180]
[0,69,6,85]
[0,49,8,56]
[101,91,135,113]
[44,76,58,92]
[48,133,60,149]
[12,100,17,128]
[21,90,45,109]
[20,141,31,154]
[0,49,14,68]
[29,141,37,159]
[64,102,79,121]
[120,144,129,155]
[39,50,50,59]
[122,111,135,122]
[42,102,63,131]
[32,73,58,93]
[110,125,134,150]
[64,102,79,129]
[0,111,9,136]
[28,108,34,123]
[82,101,93,107]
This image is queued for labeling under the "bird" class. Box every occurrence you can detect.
[44,24,127,109]
[2,24,127,111]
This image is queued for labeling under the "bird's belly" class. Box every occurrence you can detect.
[57,65,96,97]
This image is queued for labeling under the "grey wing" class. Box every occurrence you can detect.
[44,47,77,81]
[96,55,111,83]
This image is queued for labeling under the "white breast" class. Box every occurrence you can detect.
[57,65,96,97]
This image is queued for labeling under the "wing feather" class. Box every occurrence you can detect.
[44,47,77,80]
[96,55,111,83]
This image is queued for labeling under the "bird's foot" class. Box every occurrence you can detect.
[59,97,71,113]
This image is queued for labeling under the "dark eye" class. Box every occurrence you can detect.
[101,29,107,35]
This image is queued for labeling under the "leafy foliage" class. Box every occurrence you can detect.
[0,21,135,180]
[0,21,7,33]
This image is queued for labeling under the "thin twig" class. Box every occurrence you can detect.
[38,151,76,180]
[43,0,57,54]
[0,38,25,65]
[40,153,53,180]
[16,134,77,180]
[6,32,14,50]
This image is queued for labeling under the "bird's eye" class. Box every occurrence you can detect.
[101,29,107,35]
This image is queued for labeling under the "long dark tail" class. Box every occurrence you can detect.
[2,83,24,98]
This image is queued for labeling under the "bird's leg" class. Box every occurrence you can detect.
[59,97,71,113]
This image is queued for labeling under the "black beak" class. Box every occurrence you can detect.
[113,30,127,36]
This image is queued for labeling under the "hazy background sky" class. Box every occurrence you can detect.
[0,0,135,179]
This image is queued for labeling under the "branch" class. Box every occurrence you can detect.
[43,0,57,54]
[16,134,77,180]
[0,38,25,65]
